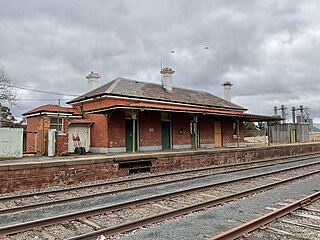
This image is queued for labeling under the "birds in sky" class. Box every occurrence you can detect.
[171,46,209,53]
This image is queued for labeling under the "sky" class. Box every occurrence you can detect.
[1,0,320,122]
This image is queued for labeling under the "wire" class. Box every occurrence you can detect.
[8,85,80,97]
[19,99,74,101]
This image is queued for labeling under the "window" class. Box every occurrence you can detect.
[50,117,63,131]
[161,112,170,120]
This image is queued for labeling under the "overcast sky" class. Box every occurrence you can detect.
[1,0,320,122]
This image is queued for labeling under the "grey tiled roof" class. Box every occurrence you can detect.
[68,78,246,110]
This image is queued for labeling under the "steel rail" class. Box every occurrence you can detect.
[0,153,317,204]
[1,155,319,215]
[65,172,320,239]
[1,162,320,236]
[208,191,320,240]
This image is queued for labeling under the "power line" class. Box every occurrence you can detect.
[9,85,80,97]
[19,98,74,101]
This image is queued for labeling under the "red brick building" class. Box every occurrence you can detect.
[23,105,84,155]
[24,68,279,155]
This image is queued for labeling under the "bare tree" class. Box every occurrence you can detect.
[0,65,18,105]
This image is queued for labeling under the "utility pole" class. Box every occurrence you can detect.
[291,105,310,124]
[292,107,296,123]
[56,98,61,156]
[280,105,287,123]
[274,105,287,123]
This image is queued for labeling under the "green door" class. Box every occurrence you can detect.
[161,121,171,150]
[126,119,138,152]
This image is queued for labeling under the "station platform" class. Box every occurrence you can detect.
[1,142,320,193]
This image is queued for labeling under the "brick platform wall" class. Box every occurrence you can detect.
[1,143,320,193]
[152,143,320,171]
[0,160,127,193]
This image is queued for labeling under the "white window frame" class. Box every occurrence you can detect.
[50,117,64,132]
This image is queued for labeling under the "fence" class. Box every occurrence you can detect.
[269,123,309,144]
[244,129,268,146]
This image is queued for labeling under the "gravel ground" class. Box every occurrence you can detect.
[266,220,320,239]
[284,213,320,228]
[118,174,320,240]
[0,157,319,228]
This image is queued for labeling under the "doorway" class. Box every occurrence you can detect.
[161,121,171,150]
[125,119,138,152]
[214,121,222,147]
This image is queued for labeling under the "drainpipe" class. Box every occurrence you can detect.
[267,122,271,146]
[56,99,61,156]
[236,118,240,148]
[41,114,45,155]
[191,115,199,150]
[132,117,136,153]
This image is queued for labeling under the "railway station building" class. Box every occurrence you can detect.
[23,68,279,155]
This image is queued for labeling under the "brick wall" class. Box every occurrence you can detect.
[0,160,127,193]
[26,115,72,155]
[85,114,108,148]
[199,115,214,145]
[1,143,320,193]
[221,117,234,145]
[152,143,320,171]
[90,110,245,150]
[56,134,68,154]
[74,96,248,152]
[108,111,125,148]
[79,96,245,116]
[172,113,191,146]
[139,111,161,147]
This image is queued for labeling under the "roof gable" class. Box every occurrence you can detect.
[23,104,81,117]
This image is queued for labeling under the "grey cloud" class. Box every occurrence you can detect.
[0,0,319,122]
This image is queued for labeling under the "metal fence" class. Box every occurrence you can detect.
[244,130,268,146]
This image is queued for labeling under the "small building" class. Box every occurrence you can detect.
[23,104,85,155]
[24,68,279,155]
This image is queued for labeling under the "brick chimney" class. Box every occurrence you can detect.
[222,81,233,102]
[160,67,175,92]
[86,71,101,90]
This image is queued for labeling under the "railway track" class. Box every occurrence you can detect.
[209,191,320,240]
[1,155,320,239]
[0,153,318,215]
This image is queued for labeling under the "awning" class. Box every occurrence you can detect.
[84,105,282,122]
[239,113,283,122]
